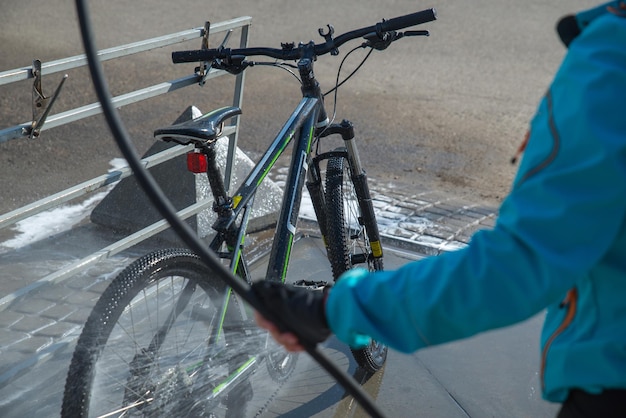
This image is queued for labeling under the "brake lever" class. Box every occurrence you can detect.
[362,29,430,51]
[362,31,396,50]
[402,30,430,37]
[212,55,250,75]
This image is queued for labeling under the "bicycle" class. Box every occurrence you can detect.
[62,8,436,417]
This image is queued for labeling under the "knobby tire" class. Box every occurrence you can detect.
[324,153,388,373]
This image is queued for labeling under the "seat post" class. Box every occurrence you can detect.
[198,143,232,218]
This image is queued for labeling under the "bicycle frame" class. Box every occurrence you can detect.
[211,96,322,280]
[177,67,327,409]
[201,50,384,332]
[178,61,327,398]
[204,53,332,282]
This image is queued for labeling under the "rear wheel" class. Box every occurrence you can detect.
[61,248,256,417]
[324,154,387,373]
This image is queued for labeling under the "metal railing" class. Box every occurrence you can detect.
[0,16,252,310]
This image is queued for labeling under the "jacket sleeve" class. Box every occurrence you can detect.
[325,12,626,353]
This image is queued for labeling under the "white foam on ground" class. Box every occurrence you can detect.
[1,159,127,250]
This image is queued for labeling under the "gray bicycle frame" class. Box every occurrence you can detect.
[209,95,323,282]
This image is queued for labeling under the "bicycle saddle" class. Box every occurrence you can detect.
[154,106,242,145]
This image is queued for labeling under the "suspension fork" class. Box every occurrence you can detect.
[304,128,328,235]
[305,161,329,248]
[318,120,383,260]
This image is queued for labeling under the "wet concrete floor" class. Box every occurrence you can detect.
[0,227,559,417]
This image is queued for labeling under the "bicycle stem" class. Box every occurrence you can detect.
[298,50,329,126]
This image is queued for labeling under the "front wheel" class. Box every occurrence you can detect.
[324,153,387,373]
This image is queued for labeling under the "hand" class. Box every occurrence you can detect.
[251,281,331,351]
[255,311,305,352]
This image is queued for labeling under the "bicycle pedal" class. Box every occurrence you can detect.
[292,280,331,290]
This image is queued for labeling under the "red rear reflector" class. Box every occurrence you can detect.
[187,152,207,173]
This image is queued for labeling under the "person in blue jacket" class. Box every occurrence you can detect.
[253,2,626,416]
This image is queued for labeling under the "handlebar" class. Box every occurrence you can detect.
[377,9,437,32]
[172,8,436,64]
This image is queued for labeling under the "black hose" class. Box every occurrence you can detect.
[73,1,387,417]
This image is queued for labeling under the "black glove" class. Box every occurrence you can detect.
[251,280,331,345]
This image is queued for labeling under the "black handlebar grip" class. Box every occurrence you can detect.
[380,8,437,32]
[172,50,217,63]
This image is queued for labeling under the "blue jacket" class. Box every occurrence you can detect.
[326,2,626,402]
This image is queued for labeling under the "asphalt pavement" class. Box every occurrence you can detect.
[1,0,591,212]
